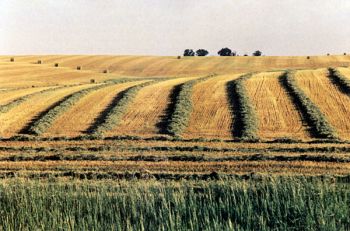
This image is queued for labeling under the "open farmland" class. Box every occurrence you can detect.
[1,55,350,230]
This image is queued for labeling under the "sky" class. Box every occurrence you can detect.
[0,0,350,56]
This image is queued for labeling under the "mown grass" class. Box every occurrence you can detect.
[280,71,338,139]
[227,74,259,141]
[166,75,215,136]
[0,178,349,230]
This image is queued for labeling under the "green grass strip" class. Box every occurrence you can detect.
[166,75,215,136]
[328,67,350,94]
[91,80,161,136]
[26,79,137,135]
[228,74,259,141]
[280,71,337,139]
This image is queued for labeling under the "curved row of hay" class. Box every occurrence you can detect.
[183,74,241,139]
[110,77,197,137]
[0,84,96,137]
[295,69,350,140]
[1,55,350,78]
[46,81,146,137]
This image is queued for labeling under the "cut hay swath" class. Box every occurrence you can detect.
[108,77,195,137]
[90,80,162,136]
[281,70,338,139]
[0,84,95,137]
[166,75,216,137]
[183,74,241,139]
[25,79,141,135]
[226,73,259,141]
[293,69,350,140]
[46,81,147,137]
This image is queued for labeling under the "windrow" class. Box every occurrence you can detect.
[25,78,141,135]
[280,71,338,139]
[90,80,163,136]
[166,74,216,136]
[227,74,259,141]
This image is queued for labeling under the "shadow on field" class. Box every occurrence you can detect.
[226,80,244,138]
[156,84,182,134]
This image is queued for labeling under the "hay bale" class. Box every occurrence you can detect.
[10,57,14,62]
[344,53,347,56]
[103,69,109,73]
[54,63,59,67]
[307,56,310,59]
[77,66,82,70]
[177,56,181,59]
[37,60,42,64]
[90,79,95,83]
[327,53,330,56]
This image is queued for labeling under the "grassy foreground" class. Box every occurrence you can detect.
[0,178,349,230]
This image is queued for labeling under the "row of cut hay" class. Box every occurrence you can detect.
[328,67,350,94]
[90,80,160,136]
[0,86,67,113]
[26,79,138,135]
[227,74,259,141]
[280,71,337,139]
[166,74,216,136]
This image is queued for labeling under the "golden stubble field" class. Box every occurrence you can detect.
[0,55,350,179]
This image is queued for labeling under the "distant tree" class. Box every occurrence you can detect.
[253,50,262,56]
[196,49,209,56]
[244,54,248,56]
[183,49,195,56]
[218,47,234,56]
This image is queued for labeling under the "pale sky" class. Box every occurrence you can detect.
[1,0,350,56]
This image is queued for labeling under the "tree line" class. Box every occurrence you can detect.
[183,48,262,57]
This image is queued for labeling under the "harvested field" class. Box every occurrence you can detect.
[245,72,309,140]
[0,84,96,137]
[295,69,350,140]
[113,77,197,137]
[2,55,350,78]
[46,81,147,137]
[183,74,241,139]
[0,62,109,87]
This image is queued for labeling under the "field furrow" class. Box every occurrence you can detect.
[183,74,241,139]
[295,69,350,140]
[46,81,146,137]
[0,84,95,137]
[114,78,195,137]
[246,72,309,140]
